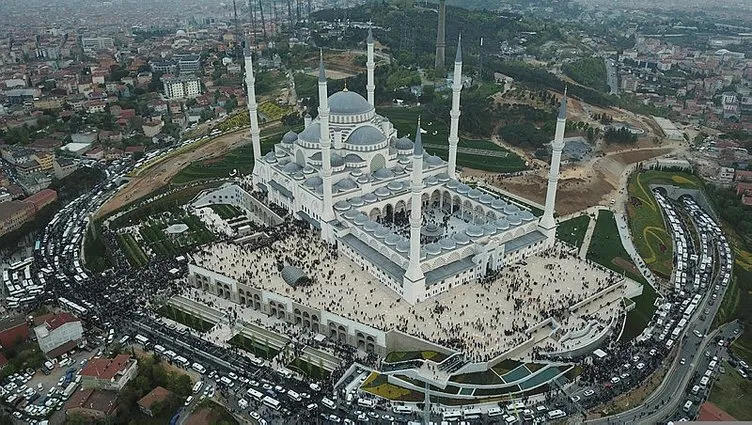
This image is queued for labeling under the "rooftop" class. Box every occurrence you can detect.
[80,354,133,380]
[65,388,118,415]
[138,386,172,410]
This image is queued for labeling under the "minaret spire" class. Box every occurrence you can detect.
[539,88,567,238]
[404,118,426,304]
[448,34,462,180]
[318,54,335,234]
[245,44,262,188]
[366,25,376,107]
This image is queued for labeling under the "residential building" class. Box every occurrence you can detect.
[64,388,119,420]
[81,37,115,52]
[178,55,201,74]
[137,386,172,417]
[80,355,138,392]
[735,169,752,182]
[150,60,178,75]
[0,201,35,237]
[0,317,30,349]
[31,152,55,170]
[161,75,202,99]
[719,166,735,183]
[53,158,78,179]
[22,189,57,212]
[33,313,83,357]
[142,119,164,137]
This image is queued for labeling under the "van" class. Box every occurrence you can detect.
[321,397,336,410]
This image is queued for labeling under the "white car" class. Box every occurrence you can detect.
[680,358,686,365]
[583,389,595,397]
[636,363,645,370]
[610,377,621,384]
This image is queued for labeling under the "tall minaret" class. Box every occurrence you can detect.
[404,119,426,304]
[539,89,567,238]
[245,45,262,187]
[447,35,462,180]
[366,26,376,107]
[434,0,446,75]
[318,53,335,231]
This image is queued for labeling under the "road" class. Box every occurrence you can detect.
[586,199,734,423]
[605,58,618,96]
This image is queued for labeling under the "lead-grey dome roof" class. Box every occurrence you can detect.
[298,122,320,143]
[395,137,414,150]
[282,131,298,144]
[328,90,372,115]
[347,125,386,146]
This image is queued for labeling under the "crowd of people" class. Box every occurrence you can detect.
[191,215,626,363]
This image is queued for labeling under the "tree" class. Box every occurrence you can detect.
[499,122,548,149]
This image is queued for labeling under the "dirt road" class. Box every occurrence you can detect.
[96,129,253,219]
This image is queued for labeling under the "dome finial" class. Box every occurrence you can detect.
[413,116,423,156]
[343,79,348,91]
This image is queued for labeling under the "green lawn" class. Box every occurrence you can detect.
[210,204,243,220]
[556,214,591,248]
[449,369,503,385]
[228,334,280,360]
[380,106,527,173]
[708,361,752,420]
[626,171,700,278]
[718,262,752,365]
[361,372,424,402]
[586,210,657,341]
[171,125,301,185]
[157,305,215,332]
[110,182,222,228]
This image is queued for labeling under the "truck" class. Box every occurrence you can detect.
[62,382,79,400]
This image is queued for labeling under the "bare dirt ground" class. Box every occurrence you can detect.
[465,144,676,216]
[96,129,252,219]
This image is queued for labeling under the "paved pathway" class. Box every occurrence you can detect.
[577,207,606,259]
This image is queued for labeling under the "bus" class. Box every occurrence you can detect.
[506,401,525,413]
[59,297,88,316]
[487,407,503,417]
[357,398,376,408]
[247,387,264,401]
[547,409,567,420]
[392,405,413,415]
[463,408,482,419]
[287,390,301,402]
[134,334,150,347]
[262,396,280,410]
[154,345,166,355]
[441,411,462,421]
[321,397,336,410]
[174,356,190,368]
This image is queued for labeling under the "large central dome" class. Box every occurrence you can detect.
[328,90,373,115]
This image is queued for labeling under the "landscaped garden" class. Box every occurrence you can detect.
[210,204,244,220]
[556,214,591,248]
[380,107,527,173]
[228,334,280,360]
[361,372,424,402]
[157,304,215,332]
[586,209,657,341]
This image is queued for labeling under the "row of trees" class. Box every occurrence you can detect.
[604,127,638,144]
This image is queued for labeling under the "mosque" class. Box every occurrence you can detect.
[243,30,568,305]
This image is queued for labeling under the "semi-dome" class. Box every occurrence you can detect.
[331,153,345,167]
[504,204,521,215]
[494,218,510,230]
[468,189,482,199]
[492,199,507,210]
[508,214,522,225]
[384,233,401,246]
[426,155,443,166]
[348,197,365,207]
[282,162,302,173]
[347,125,386,146]
[479,194,494,204]
[439,238,457,250]
[345,153,364,163]
[436,173,451,183]
[364,221,378,232]
[395,137,414,150]
[425,176,439,185]
[328,90,373,115]
[466,225,484,238]
[282,131,298,144]
[362,193,378,203]
[453,233,470,245]
[395,240,410,253]
[520,211,535,221]
[343,209,358,220]
[298,122,320,143]
[354,213,368,225]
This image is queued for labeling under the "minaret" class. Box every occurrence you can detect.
[245,45,262,188]
[434,0,446,75]
[539,89,567,238]
[318,53,335,231]
[404,119,426,304]
[447,35,462,180]
[366,26,376,107]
